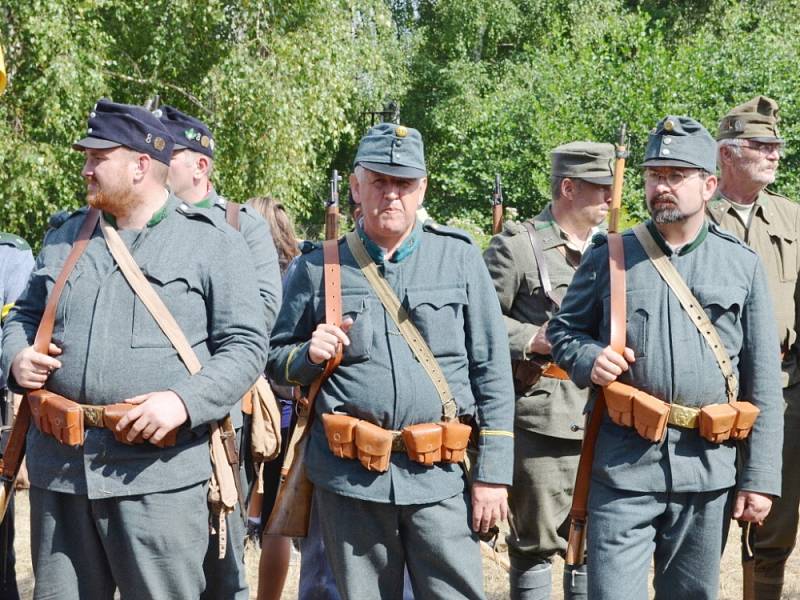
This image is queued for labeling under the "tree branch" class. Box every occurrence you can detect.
[100,70,213,116]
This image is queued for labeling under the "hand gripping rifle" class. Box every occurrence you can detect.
[325,169,342,241]
[565,125,628,566]
[491,173,504,235]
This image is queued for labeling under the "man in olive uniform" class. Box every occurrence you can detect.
[0,232,33,600]
[1,99,268,598]
[484,141,613,599]
[708,95,800,600]
[548,116,784,599]
[157,104,281,600]
[268,122,514,599]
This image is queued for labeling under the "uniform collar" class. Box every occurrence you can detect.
[356,220,422,264]
[645,219,708,256]
[534,203,599,253]
[194,187,219,209]
[102,195,174,229]
[709,188,771,226]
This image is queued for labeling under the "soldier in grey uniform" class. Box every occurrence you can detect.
[0,232,33,600]
[268,122,515,599]
[157,104,281,600]
[708,95,800,599]
[548,116,784,599]
[484,141,613,600]
[1,99,268,598]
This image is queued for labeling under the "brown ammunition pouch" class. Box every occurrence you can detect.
[27,389,177,448]
[322,413,473,471]
[512,357,569,393]
[604,381,758,444]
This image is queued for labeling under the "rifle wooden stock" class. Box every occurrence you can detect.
[0,400,30,523]
[325,207,339,241]
[491,204,503,235]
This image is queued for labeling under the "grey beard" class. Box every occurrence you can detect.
[651,206,686,224]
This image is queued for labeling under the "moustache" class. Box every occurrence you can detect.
[652,193,678,205]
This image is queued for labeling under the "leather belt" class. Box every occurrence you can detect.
[542,363,569,380]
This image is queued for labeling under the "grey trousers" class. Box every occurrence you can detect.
[587,480,733,600]
[315,486,485,600]
[753,381,800,599]
[30,482,209,600]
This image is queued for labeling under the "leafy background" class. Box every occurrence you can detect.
[2,0,800,249]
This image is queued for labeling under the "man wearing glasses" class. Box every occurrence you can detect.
[548,115,783,599]
[707,96,800,600]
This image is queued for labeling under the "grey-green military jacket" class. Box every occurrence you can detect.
[268,221,515,505]
[707,189,800,387]
[483,205,588,439]
[0,233,34,389]
[548,222,783,496]
[0,195,269,499]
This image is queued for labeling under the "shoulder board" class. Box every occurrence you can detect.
[708,222,748,247]
[48,207,86,231]
[422,221,474,244]
[533,219,554,231]
[300,240,320,254]
[591,231,608,247]
[214,195,228,208]
[501,220,525,235]
[0,232,31,250]
[176,202,219,226]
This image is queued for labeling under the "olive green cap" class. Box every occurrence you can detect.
[353,122,427,179]
[717,96,782,143]
[551,141,615,185]
[642,116,717,173]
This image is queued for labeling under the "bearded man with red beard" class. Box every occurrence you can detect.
[707,96,800,600]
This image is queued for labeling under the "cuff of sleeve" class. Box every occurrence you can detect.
[571,343,605,388]
[169,383,205,429]
[473,429,514,485]
[738,467,782,498]
[286,342,325,385]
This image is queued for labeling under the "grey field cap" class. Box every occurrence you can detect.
[642,116,717,174]
[354,122,427,179]
[551,141,615,185]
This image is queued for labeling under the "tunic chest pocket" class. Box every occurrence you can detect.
[405,286,468,356]
[692,285,746,339]
[769,232,798,282]
[131,263,206,348]
[341,295,373,364]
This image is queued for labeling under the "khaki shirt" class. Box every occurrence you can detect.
[483,204,590,439]
[707,188,800,386]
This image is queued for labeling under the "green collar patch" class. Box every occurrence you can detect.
[103,202,169,229]
[645,220,708,256]
[356,221,422,264]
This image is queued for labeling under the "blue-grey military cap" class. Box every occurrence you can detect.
[156,104,215,158]
[642,116,717,174]
[354,122,427,179]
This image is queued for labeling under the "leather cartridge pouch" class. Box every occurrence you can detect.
[354,420,393,473]
[512,358,545,392]
[321,413,358,459]
[698,404,738,444]
[27,390,84,447]
[402,423,442,466]
[603,382,635,427]
[730,401,759,440]
[439,420,472,464]
[102,403,178,448]
[631,393,670,443]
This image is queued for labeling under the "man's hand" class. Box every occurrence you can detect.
[308,317,353,364]
[10,343,63,389]
[527,322,551,356]
[733,490,773,525]
[590,345,635,386]
[117,391,188,445]
[471,482,509,534]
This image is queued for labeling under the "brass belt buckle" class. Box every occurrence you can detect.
[82,405,105,428]
[669,404,698,429]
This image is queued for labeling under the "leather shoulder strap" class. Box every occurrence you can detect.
[33,209,101,354]
[607,233,627,355]
[522,221,560,309]
[632,223,738,402]
[344,232,457,420]
[225,201,241,232]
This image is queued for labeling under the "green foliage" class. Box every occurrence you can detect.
[3,0,800,248]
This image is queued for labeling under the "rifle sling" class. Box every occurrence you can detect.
[225,200,241,231]
[632,223,738,402]
[522,221,561,309]
[344,232,457,421]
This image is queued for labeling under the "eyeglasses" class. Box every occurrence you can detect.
[739,140,784,156]
[643,169,701,188]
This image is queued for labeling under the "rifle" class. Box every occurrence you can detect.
[491,173,504,235]
[325,169,342,241]
[565,124,628,566]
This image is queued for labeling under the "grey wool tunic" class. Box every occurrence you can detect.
[548,221,784,496]
[1,195,269,499]
[268,221,515,505]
